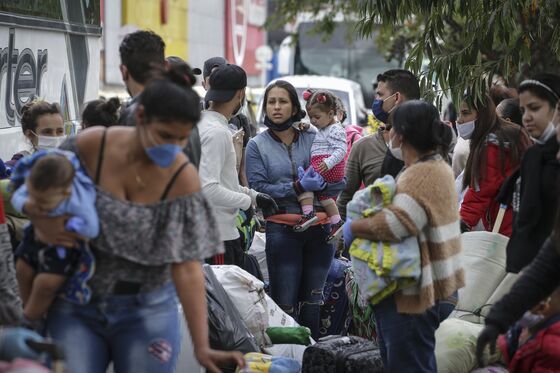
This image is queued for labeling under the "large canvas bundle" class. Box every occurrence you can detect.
[452,231,515,324]
[435,318,502,373]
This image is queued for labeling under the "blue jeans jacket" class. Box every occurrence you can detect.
[245,129,346,214]
[246,129,344,339]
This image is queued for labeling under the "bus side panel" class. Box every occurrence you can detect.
[0,26,100,160]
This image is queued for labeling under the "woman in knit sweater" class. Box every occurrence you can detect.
[344,100,464,372]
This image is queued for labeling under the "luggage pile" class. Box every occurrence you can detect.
[175,262,384,373]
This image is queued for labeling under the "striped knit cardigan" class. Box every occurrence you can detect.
[362,157,464,314]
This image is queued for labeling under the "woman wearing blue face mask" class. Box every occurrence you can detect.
[23,66,245,373]
[458,94,531,237]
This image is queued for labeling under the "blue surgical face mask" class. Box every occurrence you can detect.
[143,128,182,168]
[372,93,397,123]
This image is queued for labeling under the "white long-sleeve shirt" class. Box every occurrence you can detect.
[198,110,258,241]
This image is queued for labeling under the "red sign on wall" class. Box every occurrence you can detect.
[225,0,266,76]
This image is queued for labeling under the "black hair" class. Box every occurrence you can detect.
[165,56,198,86]
[263,80,306,121]
[29,154,74,191]
[518,73,560,108]
[139,65,201,125]
[82,97,120,128]
[376,69,421,100]
[119,30,165,84]
[462,94,529,190]
[21,100,62,134]
[305,89,338,114]
[497,98,523,127]
[335,96,348,122]
[489,84,517,107]
[392,100,453,155]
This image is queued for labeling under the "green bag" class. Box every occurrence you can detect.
[265,326,312,346]
[0,179,26,218]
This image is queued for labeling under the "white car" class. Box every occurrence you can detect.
[256,75,367,130]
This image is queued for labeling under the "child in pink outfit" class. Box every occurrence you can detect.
[294,89,347,242]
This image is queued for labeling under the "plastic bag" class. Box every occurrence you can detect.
[212,265,269,348]
[248,232,268,283]
[204,265,259,357]
[262,344,308,364]
[236,352,301,373]
[266,327,311,346]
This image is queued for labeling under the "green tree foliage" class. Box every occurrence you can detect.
[268,0,560,107]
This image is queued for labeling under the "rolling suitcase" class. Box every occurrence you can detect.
[318,257,352,338]
[302,335,383,373]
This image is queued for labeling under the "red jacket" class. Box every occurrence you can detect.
[499,317,560,373]
[460,141,516,236]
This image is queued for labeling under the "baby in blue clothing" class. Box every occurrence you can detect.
[11,150,98,321]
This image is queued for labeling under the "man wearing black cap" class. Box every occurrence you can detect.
[198,57,253,187]
[198,64,278,267]
[199,56,227,92]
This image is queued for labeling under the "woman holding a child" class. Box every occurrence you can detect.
[343,100,464,372]
[21,68,244,372]
[245,80,346,339]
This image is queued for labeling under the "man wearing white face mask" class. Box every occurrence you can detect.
[198,64,278,266]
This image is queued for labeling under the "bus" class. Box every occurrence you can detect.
[0,0,101,161]
[277,21,399,107]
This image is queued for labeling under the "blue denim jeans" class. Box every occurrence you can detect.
[265,222,335,339]
[373,293,457,373]
[46,282,181,373]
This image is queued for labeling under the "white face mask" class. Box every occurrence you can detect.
[37,135,67,150]
[534,111,557,144]
[457,119,476,139]
[389,137,403,161]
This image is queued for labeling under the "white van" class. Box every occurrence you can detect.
[0,3,101,161]
[256,75,367,131]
